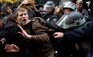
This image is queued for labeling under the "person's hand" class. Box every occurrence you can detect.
[53,32,64,38]
[17,0,28,10]
[0,38,6,44]
[4,44,20,52]
[18,24,32,39]
[21,0,28,4]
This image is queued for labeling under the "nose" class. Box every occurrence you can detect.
[23,14,26,18]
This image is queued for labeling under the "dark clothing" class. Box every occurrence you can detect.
[4,23,27,57]
[28,9,41,19]
[76,9,89,21]
[62,20,93,57]
[0,29,7,57]
[2,17,55,57]
[21,17,55,57]
[42,10,63,57]
[64,21,93,41]
[42,10,58,31]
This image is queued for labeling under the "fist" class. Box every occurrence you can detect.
[53,32,64,38]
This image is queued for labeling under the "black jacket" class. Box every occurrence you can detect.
[64,20,93,42]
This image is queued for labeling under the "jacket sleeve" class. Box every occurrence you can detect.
[63,21,93,41]
[31,18,50,42]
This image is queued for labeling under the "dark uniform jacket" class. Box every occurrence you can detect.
[64,21,93,42]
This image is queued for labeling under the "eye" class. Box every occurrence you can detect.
[20,14,23,16]
[24,13,27,15]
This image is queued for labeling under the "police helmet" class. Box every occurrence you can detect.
[62,1,76,11]
[56,11,86,29]
[43,1,55,10]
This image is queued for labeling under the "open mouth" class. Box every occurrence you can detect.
[23,19,26,21]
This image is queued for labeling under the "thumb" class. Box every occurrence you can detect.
[18,32,24,36]
[18,24,26,33]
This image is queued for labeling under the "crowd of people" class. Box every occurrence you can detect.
[0,0,93,57]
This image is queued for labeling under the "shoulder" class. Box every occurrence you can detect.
[31,17,46,25]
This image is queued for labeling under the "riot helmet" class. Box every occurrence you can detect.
[56,11,86,29]
[62,1,76,11]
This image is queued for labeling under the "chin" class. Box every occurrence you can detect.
[22,23,27,26]
[21,20,30,26]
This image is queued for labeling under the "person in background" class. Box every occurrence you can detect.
[76,0,89,21]
[20,0,41,18]
[62,1,76,14]
[36,4,44,15]
[54,6,64,19]
[42,1,58,30]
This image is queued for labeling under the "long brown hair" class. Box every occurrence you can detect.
[54,6,63,19]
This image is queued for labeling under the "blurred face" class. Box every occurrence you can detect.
[6,7,12,14]
[76,2,83,10]
[44,7,53,14]
[16,10,29,26]
[63,8,71,14]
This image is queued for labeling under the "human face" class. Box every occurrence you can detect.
[63,9,71,14]
[44,7,53,14]
[76,2,83,10]
[16,10,29,26]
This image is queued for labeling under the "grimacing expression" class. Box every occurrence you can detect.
[16,10,29,26]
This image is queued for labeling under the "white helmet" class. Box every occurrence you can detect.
[62,1,76,11]
[56,11,86,29]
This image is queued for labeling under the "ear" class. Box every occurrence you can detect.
[15,19,18,24]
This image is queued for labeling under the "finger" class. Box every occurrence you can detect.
[6,50,12,52]
[54,36,59,38]
[6,48,19,52]
[5,45,12,49]
[0,38,6,44]
[4,44,13,49]
[53,33,61,38]
[18,24,26,33]
[17,24,23,30]
[18,32,23,35]
[53,33,58,37]
[11,44,19,49]
[4,46,11,50]
[18,32,25,37]
[6,50,15,52]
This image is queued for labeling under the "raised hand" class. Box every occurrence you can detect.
[18,24,32,39]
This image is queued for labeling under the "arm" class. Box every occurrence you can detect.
[54,21,93,41]
[18,18,50,42]
[30,19,50,41]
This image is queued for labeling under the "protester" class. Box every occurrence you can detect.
[4,7,55,57]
